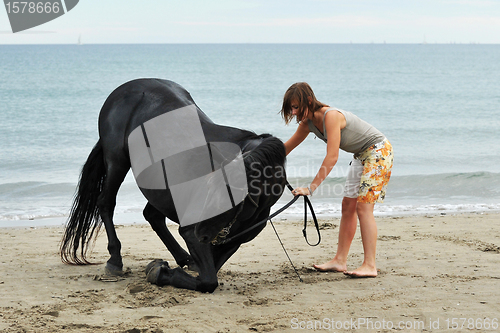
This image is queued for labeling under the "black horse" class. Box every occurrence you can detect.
[60,79,286,293]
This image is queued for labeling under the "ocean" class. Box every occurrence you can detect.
[1,44,499,225]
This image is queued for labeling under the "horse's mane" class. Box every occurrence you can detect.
[240,133,286,173]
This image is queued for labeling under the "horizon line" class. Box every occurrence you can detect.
[0,42,497,46]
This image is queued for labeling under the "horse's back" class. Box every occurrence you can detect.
[99,78,200,140]
[95,78,263,223]
[96,78,224,222]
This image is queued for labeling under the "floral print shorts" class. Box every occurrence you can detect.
[344,139,394,203]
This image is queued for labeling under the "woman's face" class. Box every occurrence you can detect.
[291,100,308,122]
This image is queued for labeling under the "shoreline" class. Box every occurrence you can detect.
[1,207,499,229]
[1,212,499,332]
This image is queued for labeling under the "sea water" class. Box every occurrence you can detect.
[1,44,499,224]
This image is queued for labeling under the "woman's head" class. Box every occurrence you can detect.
[280,82,327,124]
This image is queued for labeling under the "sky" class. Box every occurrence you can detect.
[1,0,500,44]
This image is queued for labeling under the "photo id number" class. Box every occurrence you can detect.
[445,318,498,330]
[5,2,61,14]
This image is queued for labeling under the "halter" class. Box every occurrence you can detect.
[210,199,246,245]
[210,182,321,246]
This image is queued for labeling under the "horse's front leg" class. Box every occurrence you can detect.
[147,225,218,292]
[212,209,269,271]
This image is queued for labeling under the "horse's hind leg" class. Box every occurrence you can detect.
[143,203,194,269]
[97,159,129,275]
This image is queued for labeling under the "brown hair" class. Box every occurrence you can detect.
[280,82,328,124]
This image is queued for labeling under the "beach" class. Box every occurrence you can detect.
[1,212,499,332]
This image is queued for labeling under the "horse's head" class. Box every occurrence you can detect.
[193,134,286,244]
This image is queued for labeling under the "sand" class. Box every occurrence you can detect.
[1,212,499,332]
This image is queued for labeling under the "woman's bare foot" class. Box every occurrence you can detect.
[343,264,377,278]
[313,259,347,272]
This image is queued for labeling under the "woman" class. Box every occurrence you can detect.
[281,82,393,278]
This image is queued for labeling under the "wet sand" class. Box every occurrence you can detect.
[1,212,499,332]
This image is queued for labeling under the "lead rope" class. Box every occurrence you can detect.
[271,182,321,283]
[215,181,321,283]
[270,219,303,282]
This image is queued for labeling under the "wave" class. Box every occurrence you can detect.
[275,171,500,217]
[286,171,500,201]
[1,171,499,222]
[0,181,146,221]
[274,200,500,218]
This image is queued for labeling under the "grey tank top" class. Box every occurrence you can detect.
[307,108,385,155]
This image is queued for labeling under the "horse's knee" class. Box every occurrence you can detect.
[197,278,218,293]
[195,268,219,293]
[199,283,218,293]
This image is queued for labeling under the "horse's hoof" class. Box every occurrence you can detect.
[105,262,124,276]
[145,259,169,276]
[146,266,162,285]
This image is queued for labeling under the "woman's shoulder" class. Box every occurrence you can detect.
[324,107,346,119]
[324,108,347,130]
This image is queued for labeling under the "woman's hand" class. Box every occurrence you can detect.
[292,187,311,196]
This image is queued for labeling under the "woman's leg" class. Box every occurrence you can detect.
[344,202,378,277]
[313,197,358,272]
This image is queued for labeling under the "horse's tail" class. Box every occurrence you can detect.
[60,140,106,265]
